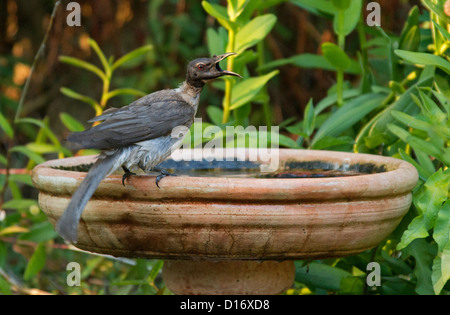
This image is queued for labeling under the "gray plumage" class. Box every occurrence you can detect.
[56,53,241,243]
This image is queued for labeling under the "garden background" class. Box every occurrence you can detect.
[0,0,449,295]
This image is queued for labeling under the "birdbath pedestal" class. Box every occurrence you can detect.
[31,149,418,295]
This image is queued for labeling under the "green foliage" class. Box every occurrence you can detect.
[282,1,450,295]
[59,38,151,119]
[202,0,280,126]
[1,0,449,295]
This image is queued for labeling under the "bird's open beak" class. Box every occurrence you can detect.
[213,53,242,78]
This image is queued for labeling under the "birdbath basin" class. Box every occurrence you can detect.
[31,149,418,295]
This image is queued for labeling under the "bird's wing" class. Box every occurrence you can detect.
[67,91,195,150]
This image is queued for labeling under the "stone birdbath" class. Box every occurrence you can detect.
[31,149,418,295]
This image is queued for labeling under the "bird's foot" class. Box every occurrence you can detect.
[122,167,136,186]
[155,169,177,188]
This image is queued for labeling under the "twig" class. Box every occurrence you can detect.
[0,1,61,207]
[14,1,61,122]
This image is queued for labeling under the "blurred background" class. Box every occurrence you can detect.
[1,0,421,138]
[2,0,449,296]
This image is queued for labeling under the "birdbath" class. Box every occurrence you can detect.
[31,149,418,295]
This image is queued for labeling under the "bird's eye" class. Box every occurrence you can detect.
[197,64,205,70]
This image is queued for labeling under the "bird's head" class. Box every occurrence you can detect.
[186,53,242,87]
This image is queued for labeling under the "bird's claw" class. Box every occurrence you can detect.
[122,171,136,186]
[155,169,177,188]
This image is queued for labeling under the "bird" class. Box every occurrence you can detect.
[56,53,241,243]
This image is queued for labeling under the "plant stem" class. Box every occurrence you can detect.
[337,32,345,106]
[222,29,236,124]
[0,1,60,207]
[14,1,60,122]
[257,37,272,129]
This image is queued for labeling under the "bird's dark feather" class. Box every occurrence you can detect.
[67,90,195,150]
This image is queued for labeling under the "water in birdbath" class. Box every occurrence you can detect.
[53,159,386,178]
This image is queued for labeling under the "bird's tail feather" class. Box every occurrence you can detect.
[56,152,122,243]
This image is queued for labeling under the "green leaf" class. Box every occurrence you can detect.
[399,26,421,52]
[391,110,432,132]
[312,135,354,150]
[0,275,11,295]
[303,99,315,137]
[9,146,45,164]
[19,222,58,243]
[0,112,14,139]
[2,199,38,210]
[60,112,85,132]
[331,0,350,10]
[313,93,384,146]
[24,243,46,281]
[355,76,434,151]
[104,88,146,101]
[277,134,300,148]
[227,0,248,21]
[399,6,421,51]
[418,89,445,121]
[289,0,336,15]
[259,53,361,74]
[295,261,352,291]
[15,117,61,147]
[388,124,446,162]
[207,28,226,57]
[433,20,450,43]
[398,169,450,250]
[26,142,60,154]
[315,89,361,114]
[9,174,33,186]
[403,239,436,295]
[235,14,277,54]
[59,55,107,81]
[398,149,433,180]
[60,87,100,109]
[88,38,110,76]
[432,201,450,294]
[395,50,450,75]
[432,245,450,295]
[0,154,6,166]
[202,1,236,31]
[322,42,352,70]
[333,0,362,37]
[435,71,450,101]
[422,0,450,24]
[0,226,29,236]
[206,106,224,126]
[0,241,7,268]
[112,45,153,71]
[230,70,278,110]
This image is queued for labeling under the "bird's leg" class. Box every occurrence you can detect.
[153,168,177,188]
[122,166,136,186]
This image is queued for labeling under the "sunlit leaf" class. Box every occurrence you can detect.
[0,226,29,236]
[230,70,278,110]
[0,112,14,139]
[9,146,45,164]
[395,50,450,75]
[59,56,107,81]
[60,112,85,132]
[112,45,153,71]
[24,243,46,281]
[235,14,277,54]
[88,37,110,75]
[322,42,352,70]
